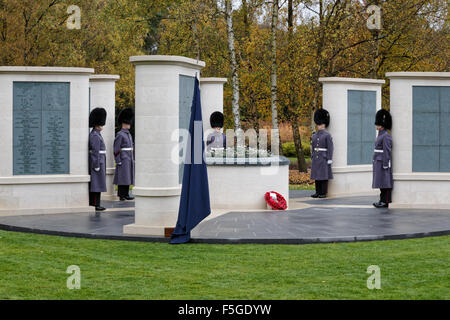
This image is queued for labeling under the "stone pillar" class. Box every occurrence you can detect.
[0,66,94,215]
[89,74,120,199]
[319,77,385,196]
[387,72,450,209]
[124,55,205,236]
[200,78,227,132]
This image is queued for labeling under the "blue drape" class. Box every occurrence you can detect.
[170,77,211,244]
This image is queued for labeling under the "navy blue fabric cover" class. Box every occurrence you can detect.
[170,77,211,244]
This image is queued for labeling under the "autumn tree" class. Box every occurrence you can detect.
[219,1,241,129]
[0,0,447,155]
[278,0,311,172]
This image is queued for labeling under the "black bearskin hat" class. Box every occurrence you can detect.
[210,111,224,128]
[375,109,392,130]
[118,108,134,126]
[89,108,107,128]
[314,108,330,127]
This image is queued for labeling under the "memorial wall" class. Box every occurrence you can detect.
[125,55,205,236]
[387,72,450,209]
[320,77,384,197]
[0,67,94,215]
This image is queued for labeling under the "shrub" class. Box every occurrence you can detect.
[282,141,311,158]
[282,142,296,157]
[302,140,311,158]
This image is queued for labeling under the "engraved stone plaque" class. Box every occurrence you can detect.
[178,75,195,184]
[347,90,377,165]
[413,86,450,172]
[13,82,70,175]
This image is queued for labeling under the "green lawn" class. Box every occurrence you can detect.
[288,156,312,163]
[290,184,315,190]
[0,230,448,300]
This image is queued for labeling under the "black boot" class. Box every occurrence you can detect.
[373,202,388,208]
[95,206,106,211]
[312,181,322,198]
[118,186,132,201]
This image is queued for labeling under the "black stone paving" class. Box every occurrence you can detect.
[102,200,135,209]
[191,207,450,243]
[289,190,312,199]
[0,197,449,244]
[301,196,379,206]
[0,210,136,237]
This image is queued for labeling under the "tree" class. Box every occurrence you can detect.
[285,0,309,172]
[224,0,242,130]
[2,0,447,145]
[270,0,280,153]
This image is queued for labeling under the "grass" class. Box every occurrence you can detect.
[114,185,134,191]
[0,230,448,300]
[290,184,315,190]
[288,156,311,163]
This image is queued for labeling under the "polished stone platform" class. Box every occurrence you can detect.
[301,196,380,206]
[0,195,449,244]
[289,190,313,199]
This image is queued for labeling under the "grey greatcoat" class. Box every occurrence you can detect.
[89,129,107,192]
[310,130,334,181]
[372,129,393,189]
[113,129,135,186]
[206,131,226,150]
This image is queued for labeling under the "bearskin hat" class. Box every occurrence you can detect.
[118,108,134,126]
[314,108,330,127]
[89,108,107,128]
[210,111,224,128]
[375,109,392,130]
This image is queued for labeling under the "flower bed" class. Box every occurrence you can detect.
[289,169,314,185]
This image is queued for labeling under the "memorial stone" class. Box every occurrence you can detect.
[13,82,70,175]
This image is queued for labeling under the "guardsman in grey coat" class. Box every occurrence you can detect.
[113,108,135,201]
[310,109,334,198]
[372,109,393,208]
[206,111,227,150]
[89,108,107,211]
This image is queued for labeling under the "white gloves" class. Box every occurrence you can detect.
[327,160,333,165]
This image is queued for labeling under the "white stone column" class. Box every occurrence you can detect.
[0,66,94,215]
[200,78,227,132]
[89,74,120,199]
[387,72,450,209]
[124,56,205,236]
[319,77,385,196]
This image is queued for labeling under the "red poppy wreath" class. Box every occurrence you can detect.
[264,191,287,211]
